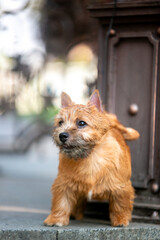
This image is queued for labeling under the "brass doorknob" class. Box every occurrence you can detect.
[157,27,160,35]
[129,103,139,115]
[151,182,159,193]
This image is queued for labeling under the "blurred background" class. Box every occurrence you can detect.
[0,0,98,180]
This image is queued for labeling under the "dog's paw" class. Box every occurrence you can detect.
[110,213,129,227]
[115,224,126,227]
[44,214,69,227]
[111,219,129,227]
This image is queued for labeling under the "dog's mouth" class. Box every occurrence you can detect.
[62,144,75,150]
[58,141,96,160]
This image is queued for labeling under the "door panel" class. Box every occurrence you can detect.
[107,33,158,188]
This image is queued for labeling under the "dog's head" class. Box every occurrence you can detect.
[53,90,110,159]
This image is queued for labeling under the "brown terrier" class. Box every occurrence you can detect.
[44,90,139,227]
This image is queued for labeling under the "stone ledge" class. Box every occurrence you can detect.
[1,211,160,240]
[1,223,160,240]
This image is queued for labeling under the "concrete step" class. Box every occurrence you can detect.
[1,210,160,240]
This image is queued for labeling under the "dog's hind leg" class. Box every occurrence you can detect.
[109,184,134,227]
[71,196,87,220]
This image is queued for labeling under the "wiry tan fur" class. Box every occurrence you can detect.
[44,90,140,227]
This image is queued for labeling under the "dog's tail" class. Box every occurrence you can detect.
[108,114,140,140]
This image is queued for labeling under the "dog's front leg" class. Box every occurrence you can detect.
[44,180,75,227]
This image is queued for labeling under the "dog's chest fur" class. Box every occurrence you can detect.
[59,132,124,198]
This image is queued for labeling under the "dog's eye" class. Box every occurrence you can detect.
[59,120,64,126]
[77,120,87,128]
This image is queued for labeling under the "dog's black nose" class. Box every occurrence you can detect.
[59,132,69,143]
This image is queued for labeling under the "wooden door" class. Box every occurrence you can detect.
[106,32,159,188]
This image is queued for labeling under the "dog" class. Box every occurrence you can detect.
[44,90,139,227]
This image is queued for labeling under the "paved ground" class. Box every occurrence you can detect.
[0,136,59,179]
[1,137,160,239]
[1,211,160,240]
[1,175,160,240]
[1,175,160,239]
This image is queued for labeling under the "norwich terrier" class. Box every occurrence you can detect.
[44,90,139,227]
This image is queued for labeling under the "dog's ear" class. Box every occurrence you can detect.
[61,92,74,108]
[88,89,104,112]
